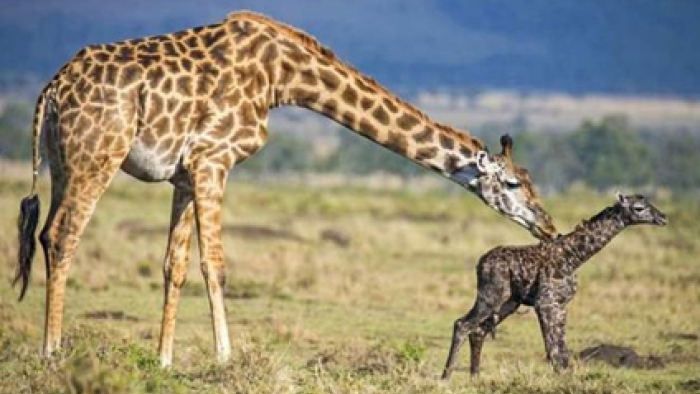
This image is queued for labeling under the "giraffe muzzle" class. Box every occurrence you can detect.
[654,214,668,226]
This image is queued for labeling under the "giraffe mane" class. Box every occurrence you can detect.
[227,11,340,63]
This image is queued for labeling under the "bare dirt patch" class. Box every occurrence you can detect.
[117,219,307,243]
[222,224,307,243]
[660,332,699,341]
[578,344,664,369]
[320,228,351,247]
[680,379,700,392]
[84,310,140,322]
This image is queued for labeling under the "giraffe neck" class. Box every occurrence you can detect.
[245,16,486,183]
[278,64,485,180]
[556,206,626,272]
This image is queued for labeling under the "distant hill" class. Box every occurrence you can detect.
[1,0,699,96]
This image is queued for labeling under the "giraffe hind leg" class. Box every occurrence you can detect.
[39,169,122,356]
[468,300,521,376]
[442,299,499,380]
[38,118,130,356]
[442,282,513,380]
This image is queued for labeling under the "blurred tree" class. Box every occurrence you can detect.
[0,102,33,160]
[512,131,581,193]
[566,115,653,190]
[320,130,422,177]
[2,99,697,194]
[236,134,316,174]
[654,131,700,191]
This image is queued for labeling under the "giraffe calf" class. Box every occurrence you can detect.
[442,194,668,379]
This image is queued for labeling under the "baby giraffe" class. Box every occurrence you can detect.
[442,194,668,379]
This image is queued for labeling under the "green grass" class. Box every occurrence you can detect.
[0,176,698,393]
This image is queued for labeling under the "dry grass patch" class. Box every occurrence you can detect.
[0,178,698,393]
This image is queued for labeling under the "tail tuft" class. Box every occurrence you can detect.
[15,194,40,301]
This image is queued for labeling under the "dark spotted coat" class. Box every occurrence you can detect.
[442,194,667,379]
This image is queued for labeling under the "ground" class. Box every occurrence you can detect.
[0,174,698,393]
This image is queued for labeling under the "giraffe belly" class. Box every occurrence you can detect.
[121,140,180,182]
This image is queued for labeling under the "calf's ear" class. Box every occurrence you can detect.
[615,191,628,206]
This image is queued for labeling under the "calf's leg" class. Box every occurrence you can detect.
[535,303,569,372]
[468,300,521,376]
[442,292,510,379]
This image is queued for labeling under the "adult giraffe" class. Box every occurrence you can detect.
[15,11,557,367]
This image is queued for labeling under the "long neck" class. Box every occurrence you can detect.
[267,33,485,180]
[556,206,626,272]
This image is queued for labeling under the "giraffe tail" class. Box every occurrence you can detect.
[15,83,53,301]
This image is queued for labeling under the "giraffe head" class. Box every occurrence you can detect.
[469,135,558,240]
[615,193,668,226]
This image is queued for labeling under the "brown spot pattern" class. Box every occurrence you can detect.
[360,97,375,111]
[382,98,398,113]
[415,146,438,161]
[413,127,434,143]
[319,68,341,91]
[439,135,455,150]
[397,113,420,130]
[341,86,358,106]
[358,119,379,139]
[372,106,390,125]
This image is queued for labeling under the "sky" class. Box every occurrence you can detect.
[1,0,699,96]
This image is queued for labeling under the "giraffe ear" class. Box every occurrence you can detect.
[616,191,628,205]
[475,151,499,174]
[500,134,513,158]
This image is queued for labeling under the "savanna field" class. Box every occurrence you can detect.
[0,171,699,393]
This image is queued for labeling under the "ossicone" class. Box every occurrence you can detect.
[500,134,513,158]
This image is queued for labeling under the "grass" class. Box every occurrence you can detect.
[0,175,698,393]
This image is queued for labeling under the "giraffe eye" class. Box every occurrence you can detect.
[505,179,521,188]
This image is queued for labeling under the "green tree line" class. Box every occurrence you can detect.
[1,101,698,192]
[504,115,700,192]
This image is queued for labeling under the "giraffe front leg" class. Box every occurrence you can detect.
[535,303,570,372]
[192,164,231,363]
[158,186,195,367]
[467,327,488,376]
